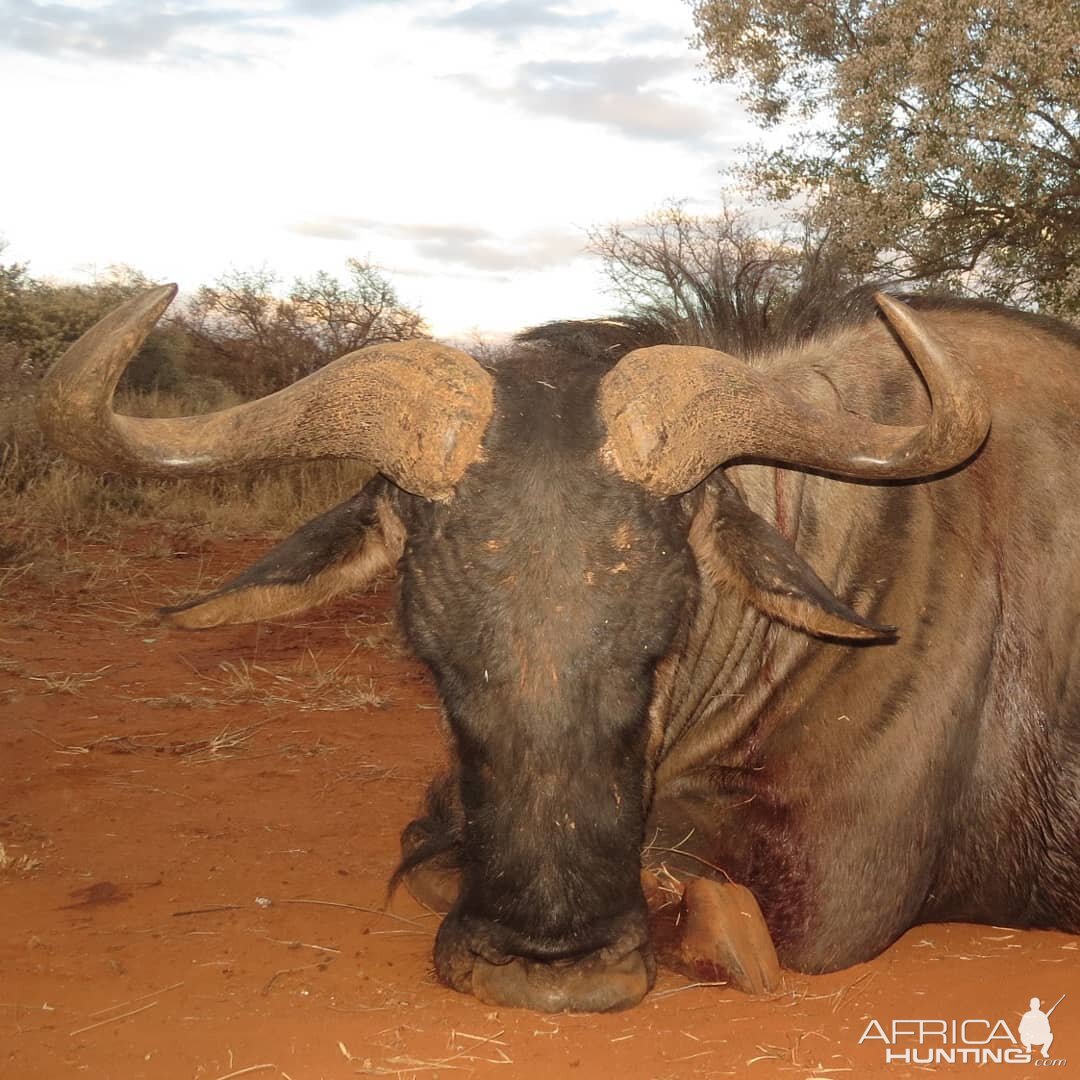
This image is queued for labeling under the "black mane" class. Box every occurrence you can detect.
[514,318,667,365]
[517,291,1080,361]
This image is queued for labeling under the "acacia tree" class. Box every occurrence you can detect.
[689,0,1080,314]
[185,260,426,396]
[589,203,863,355]
[184,267,311,395]
[288,259,426,358]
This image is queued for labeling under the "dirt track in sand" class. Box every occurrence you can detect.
[1,535,1077,1080]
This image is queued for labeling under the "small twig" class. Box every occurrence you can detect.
[88,981,183,1018]
[279,897,424,928]
[23,725,87,754]
[328,1003,394,1014]
[261,963,322,996]
[436,1029,508,1068]
[108,779,198,802]
[172,905,244,917]
[651,981,728,1000]
[210,1066,279,1080]
[258,934,341,954]
[70,1000,158,1036]
[831,970,874,1014]
[450,1030,509,1047]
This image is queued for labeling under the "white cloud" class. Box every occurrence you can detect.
[0,0,764,338]
[290,218,586,274]
[0,0,286,63]
[434,0,616,44]
[450,55,720,145]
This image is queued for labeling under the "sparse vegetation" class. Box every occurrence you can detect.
[185,261,427,398]
[26,665,110,695]
[0,251,405,574]
[0,377,375,577]
[589,203,863,355]
[195,650,389,712]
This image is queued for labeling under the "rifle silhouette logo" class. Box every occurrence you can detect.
[1020,994,1065,1058]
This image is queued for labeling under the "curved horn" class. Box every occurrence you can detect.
[599,292,990,494]
[37,284,494,500]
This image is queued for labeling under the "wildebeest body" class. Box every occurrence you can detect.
[401,302,1080,976]
[39,287,1080,1011]
[645,305,1080,968]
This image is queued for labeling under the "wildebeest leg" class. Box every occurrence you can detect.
[644,791,797,991]
[648,874,781,994]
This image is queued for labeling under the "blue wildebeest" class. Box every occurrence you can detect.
[38,285,1080,1012]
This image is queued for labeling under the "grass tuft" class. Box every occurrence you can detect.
[198,650,388,712]
[0,840,43,875]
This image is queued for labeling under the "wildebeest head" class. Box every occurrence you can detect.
[37,286,989,1011]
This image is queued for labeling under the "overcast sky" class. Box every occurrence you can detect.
[1,0,766,339]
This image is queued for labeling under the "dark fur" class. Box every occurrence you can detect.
[394,347,698,964]
[521,293,1080,361]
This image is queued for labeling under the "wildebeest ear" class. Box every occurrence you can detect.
[690,475,895,641]
[159,481,406,630]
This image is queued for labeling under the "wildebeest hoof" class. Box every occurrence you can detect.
[398,811,461,914]
[670,879,781,995]
[402,863,460,914]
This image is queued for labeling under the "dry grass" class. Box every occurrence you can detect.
[24,718,320,766]
[27,665,111,694]
[338,1027,513,1073]
[78,721,272,765]
[0,385,374,569]
[177,721,274,765]
[193,650,389,712]
[344,619,407,656]
[0,840,43,875]
[135,692,224,710]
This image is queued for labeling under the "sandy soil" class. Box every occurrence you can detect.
[1,535,1077,1080]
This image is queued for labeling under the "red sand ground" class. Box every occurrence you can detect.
[2,535,1077,1080]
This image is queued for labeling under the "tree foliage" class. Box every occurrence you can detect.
[690,0,1080,314]
[0,252,427,404]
